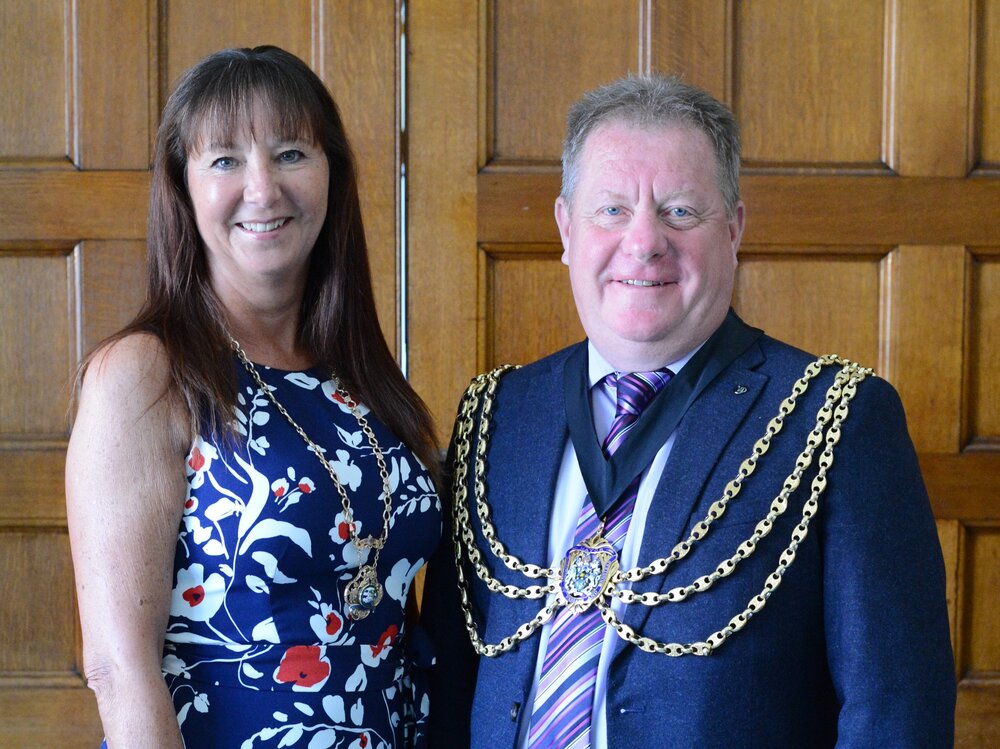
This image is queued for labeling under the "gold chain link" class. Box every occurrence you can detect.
[450,355,872,657]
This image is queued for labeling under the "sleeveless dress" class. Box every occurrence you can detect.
[157,360,440,748]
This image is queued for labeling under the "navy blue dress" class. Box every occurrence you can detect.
[152,361,439,748]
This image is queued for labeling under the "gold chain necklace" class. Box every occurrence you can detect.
[450,355,872,657]
[232,339,393,621]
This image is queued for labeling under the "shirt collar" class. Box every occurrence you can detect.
[586,339,705,389]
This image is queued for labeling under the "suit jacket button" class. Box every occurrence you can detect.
[510,702,520,721]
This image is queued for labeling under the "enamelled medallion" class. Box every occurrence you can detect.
[560,536,619,613]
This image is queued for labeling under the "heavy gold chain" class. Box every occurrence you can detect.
[450,355,872,657]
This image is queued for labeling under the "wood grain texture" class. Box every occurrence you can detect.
[969,253,1000,445]
[0,0,69,165]
[920,454,1000,520]
[963,527,1000,673]
[0,688,103,748]
[735,0,885,167]
[650,0,730,99]
[887,246,966,453]
[980,0,1000,169]
[477,172,1000,246]
[489,0,642,163]
[0,449,67,525]
[80,241,148,355]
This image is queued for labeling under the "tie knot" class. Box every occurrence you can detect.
[606,368,673,418]
[599,368,673,457]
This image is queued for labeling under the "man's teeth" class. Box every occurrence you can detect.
[621,279,662,286]
[240,219,287,232]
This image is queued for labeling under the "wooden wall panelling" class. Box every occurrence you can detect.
[887,245,967,453]
[77,1,151,169]
[490,0,643,164]
[408,0,479,430]
[980,0,1000,170]
[649,0,729,98]
[891,0,974,176]
[162,0,313,89]
[735,0,886,169]
[936,519,962,657]
[0,0,69,167]
[79,240,148,355]
[481,244,582,370]
[969,249,1000,446]
[323,0,400,350]
[732,247,883,368]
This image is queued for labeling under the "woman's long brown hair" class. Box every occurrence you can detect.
[80,46,440,485]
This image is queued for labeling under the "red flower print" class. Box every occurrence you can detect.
[337,521,354,541]
[182,585,205,607]
[299,482,313,494]
[359,733,369,748]
[274,645,330,689]
[188,447,205,472]
[371,624,399,657]
[330,391,347,405]
[184,499,195,510]
[325,611,343,636]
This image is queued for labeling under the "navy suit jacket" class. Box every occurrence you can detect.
[423,314,956,748]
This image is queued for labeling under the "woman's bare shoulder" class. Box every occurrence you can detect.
[79,332,187,445]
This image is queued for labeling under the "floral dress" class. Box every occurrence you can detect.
[159,360,440,749]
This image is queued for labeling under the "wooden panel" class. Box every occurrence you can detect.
[0,450,67,525]
[956,680,1000,748]
[163,0,313,92]
[0,688,103,748]
[731,250,883,368]
[77,1,151,169]
[891,0,974,176]
[80,241,147,355]
[477,172,1000,246]
[981,0,1000,169]
[490,0,642,163]
[970,252,1000,445]
[650,0,729,99]
[483,246,582,369]
[921,454,1000,521]
[937,519,961,653]
[963,527,1000,673]
[0,0,70,166]
[324,1,399,351]
[887,246,966,453]
[0,531,76,674]
[0,253,73,438]
[408,0,479,431]
[0,172,148,241]
[735,0,885,168]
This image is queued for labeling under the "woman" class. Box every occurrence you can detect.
[66,46,441,748]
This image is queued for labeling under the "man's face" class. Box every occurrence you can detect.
[556,122,744,370]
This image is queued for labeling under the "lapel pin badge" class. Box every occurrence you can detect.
[734,384,748,395]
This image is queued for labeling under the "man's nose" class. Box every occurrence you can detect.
[622,210,667,260]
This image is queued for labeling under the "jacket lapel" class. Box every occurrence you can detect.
[612,342,768,660]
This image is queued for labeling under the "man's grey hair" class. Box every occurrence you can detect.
[561,75,741,217]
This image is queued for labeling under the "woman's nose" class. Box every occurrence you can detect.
[244,161,282,206]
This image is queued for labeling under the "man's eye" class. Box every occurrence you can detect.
[603,206,622,216]
[667,207,690,218]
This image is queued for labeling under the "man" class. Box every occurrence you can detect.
[424,75,955,748]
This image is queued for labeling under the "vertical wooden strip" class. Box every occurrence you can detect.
[891,0,974,176]
[886,245,966,453]
[936,519,962,659]
[77,0,150,169]
[323,1,399,353]
[649,0,730,100]
[408,0,480,436]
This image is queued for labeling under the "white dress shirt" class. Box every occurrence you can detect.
[518,341,701,748]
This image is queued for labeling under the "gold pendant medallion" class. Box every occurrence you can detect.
[559,535,619,613]
[345,564,383,621]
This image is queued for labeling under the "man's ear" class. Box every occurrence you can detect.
[729,201,746,263]
[555,196,572,265]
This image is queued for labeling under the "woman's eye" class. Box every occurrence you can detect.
[279,149,305,163]
[210,156,236,169]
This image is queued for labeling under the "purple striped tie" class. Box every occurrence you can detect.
[526,369,673,748]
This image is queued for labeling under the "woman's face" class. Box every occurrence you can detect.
[185,116,329,299]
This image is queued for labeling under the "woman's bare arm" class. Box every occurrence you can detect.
[67,334,189,747]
